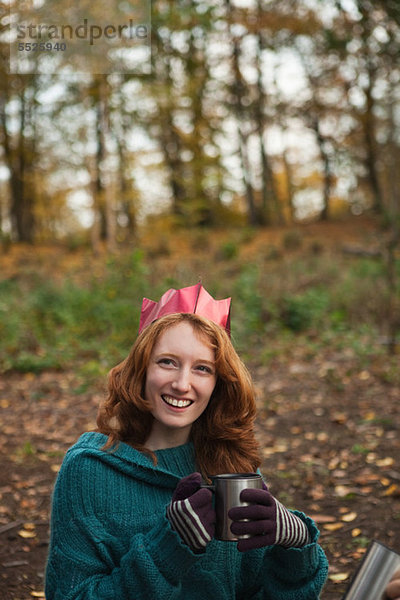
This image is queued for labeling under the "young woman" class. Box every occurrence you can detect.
[45,284,328,599]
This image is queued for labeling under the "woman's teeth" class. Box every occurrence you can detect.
[162,395,192,408]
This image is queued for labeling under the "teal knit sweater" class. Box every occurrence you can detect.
[45,432,328,599]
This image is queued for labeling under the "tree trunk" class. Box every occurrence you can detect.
[363,71,383,214]
[1,84,36,242]
[224,0,258,227]
[311,116,333,221]
[92,77,116,251]
[282,145,296,222]
[254,6,282,225]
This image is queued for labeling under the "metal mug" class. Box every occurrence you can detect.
[201,473,263,541]
[343,540,400,600]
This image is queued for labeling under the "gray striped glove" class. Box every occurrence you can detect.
[228,487,311,552]
[167,472,215,553]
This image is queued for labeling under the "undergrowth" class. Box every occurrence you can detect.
[0,235,398,378]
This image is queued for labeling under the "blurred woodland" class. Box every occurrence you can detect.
[0,0,400,247]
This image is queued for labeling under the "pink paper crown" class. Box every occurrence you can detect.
[139,283,231,335]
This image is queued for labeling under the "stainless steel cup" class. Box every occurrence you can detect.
[202,473,263,541]
[343,540,400,600]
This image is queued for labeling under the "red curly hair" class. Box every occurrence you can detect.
[96,313,260,479]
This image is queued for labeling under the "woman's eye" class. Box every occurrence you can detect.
[158,358,175,366]
[197,365,213,374]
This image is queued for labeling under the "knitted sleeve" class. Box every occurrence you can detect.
[239,512,329,600]
[45,453,201,600]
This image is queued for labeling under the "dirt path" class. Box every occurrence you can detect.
[1,352,399,599]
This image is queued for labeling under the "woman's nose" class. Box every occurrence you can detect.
[171,368,191,392]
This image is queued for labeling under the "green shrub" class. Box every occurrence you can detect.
[218,241,239,260]
[0,250,148,373]
[280,288,330,332]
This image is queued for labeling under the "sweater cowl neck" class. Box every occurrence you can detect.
[68,432,196,489]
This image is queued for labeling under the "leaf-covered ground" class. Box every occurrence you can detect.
[1,348,399,599]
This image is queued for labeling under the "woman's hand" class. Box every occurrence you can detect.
[386,569,400,600]
[167,472,215,553]
[228,487,310,552]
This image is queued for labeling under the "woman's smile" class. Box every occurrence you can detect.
[161,394,194,409]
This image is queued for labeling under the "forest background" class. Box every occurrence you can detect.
[0,0,400,599]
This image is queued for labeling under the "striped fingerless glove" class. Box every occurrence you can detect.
[274,498,311,547]
[167,472,215,553]
[228,487,311,552]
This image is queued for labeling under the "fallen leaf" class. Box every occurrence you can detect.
[18,529,36,539]
[30,592,45,598]
[323,522,345,531]
[363,411,376,420]
[329,572,350,582]
[358,370,370,380]
[360,486,373,494]
[354,472,379,484]
[290,426,302,434]
[331,412,347,424]
[376,457,394,467]
[310,514,336,523]
[334,485,355,497]
[352,528,362,537]
[341,512,357,522]
[383,484,399,497]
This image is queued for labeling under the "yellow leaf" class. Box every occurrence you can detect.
[352,528,362,537]
[31,593,45,598]
[18,529,36,539]
[51,464,61,473]
[323,522,344,531]
[334,485,351,498]
[383,484,398,496]
[341,512,357,522]
[329,572,350,582]
[363,411,376,420]
[358,370,370,380]
[376,457,394,467]
[0,399,9,408]
[23,522,36,530]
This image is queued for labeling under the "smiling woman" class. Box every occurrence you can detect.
[45,284,329,600]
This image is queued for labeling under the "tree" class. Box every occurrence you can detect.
[0,43,39,242]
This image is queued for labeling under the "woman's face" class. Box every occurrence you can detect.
[144,321,217,450]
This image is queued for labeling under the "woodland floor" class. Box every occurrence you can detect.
[0,351,399,599]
